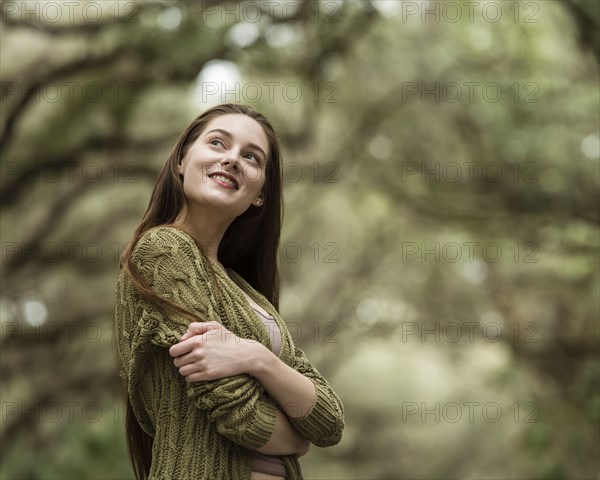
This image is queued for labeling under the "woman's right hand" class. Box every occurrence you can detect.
[169,321,265,382]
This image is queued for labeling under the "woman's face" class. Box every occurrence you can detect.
[178,113,270,217]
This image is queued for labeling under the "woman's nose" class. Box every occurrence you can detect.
[221,155,240,170]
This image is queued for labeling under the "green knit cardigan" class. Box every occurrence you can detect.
[114,226,345,479]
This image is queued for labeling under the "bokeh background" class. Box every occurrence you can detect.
[1,1,599,479]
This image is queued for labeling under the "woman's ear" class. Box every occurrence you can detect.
[178,161,184,181]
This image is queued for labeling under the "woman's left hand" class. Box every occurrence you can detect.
[169,321,264,382]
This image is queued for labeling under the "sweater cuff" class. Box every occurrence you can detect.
[240,395,278,449]
[289,379,341,443]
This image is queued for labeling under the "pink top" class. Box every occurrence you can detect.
[249,307,287,477]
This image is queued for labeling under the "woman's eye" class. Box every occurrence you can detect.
[244,153,259,162]
[209,138,225,147]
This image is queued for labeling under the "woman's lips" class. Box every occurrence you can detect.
[210,176,237,190]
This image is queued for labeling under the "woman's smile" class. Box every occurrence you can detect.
[210,174,238,190]
[209,173,239,190]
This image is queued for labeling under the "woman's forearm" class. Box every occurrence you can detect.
[254,407,310,456]
[248,345,317,419]
[172,322,318,419]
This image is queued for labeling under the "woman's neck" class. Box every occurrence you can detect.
[170,213,232,265]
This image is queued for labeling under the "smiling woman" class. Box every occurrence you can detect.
[175,115,268,224]
[113,104,345,480]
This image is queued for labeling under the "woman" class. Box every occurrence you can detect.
[113,103,345,480]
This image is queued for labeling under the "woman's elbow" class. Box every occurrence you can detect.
[312,417,345,448]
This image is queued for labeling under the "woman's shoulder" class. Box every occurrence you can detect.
[138,225,196,247]
[133,225,201,264]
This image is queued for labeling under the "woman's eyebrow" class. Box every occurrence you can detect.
[205,128,267,159]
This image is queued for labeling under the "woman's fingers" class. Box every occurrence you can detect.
[169,321,221,357]
[187,321,222,335]
[178,330,194,342]
[178,362,203,377]
[169,337,194,357]
[172,351,197,368]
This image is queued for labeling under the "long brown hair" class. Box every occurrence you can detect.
[114,103,284,479]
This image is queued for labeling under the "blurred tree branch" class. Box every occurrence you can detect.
[0,133,173,209]
[562,0,600,64]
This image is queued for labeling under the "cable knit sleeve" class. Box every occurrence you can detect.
[128,226,277,450]
[288,347,345,447]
